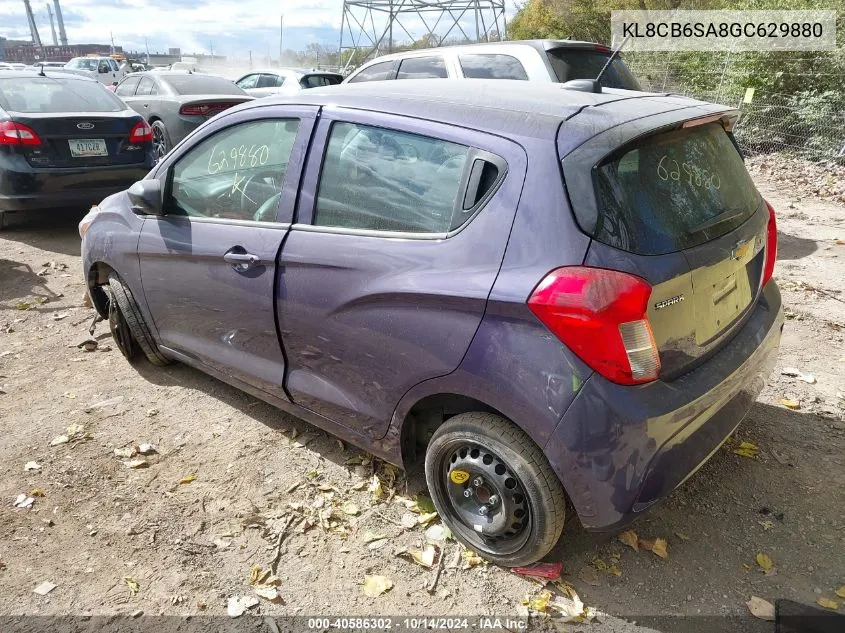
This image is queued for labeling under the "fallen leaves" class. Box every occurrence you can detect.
[781,398,801,410]
[362,575,392,597]
[734,441,760,459]
[340,501,360,516]
[407,544,437,568]
[617,530,639,551]
[816,597,838,610]
[836,586,845,599]
[615,530,668,560]
[512,561,563,581]
[756,552,773,572]
[124,577,139,596]
[248,565,282,603]
[179,475,196,485]
[746,596,775,621]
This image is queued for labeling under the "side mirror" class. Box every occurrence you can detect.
[127,179,164,215]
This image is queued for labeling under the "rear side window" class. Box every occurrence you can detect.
[135,76,156,96]
[347,61,395,83]
[396,56,448,79]
[591,122,760,255]
[257,74,278,88]
[459,54,528,80]
[116,75,140,96]
[314,122,470,233]
[546,49,641,90]
[300,75,341,88]
[0,77,124,113]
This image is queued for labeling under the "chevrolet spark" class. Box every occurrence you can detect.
[80,79,783,567]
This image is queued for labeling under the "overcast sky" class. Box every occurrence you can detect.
[1,0,514,60]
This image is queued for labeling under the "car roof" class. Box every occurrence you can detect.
[360,39,611,63]
[0,69,97,81]
[238,79,729,142]
[241,68,342,77]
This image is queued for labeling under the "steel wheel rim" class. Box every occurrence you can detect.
[435,440,531,556]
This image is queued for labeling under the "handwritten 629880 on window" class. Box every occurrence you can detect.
[168,119,299,222]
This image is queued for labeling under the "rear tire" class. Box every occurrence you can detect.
[424,412,566,567]
[151,120,170,163]
[107,272,171,366]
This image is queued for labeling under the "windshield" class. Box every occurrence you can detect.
[162,75,246,95]
[590,122,760,255]
[546,49,641,90]
[65,58,99,71]
[0,77,125,113]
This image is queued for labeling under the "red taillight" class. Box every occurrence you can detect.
[762,200,777,287]
[594,44,611,53]
[0,121,42,146]
[179,102,236,117]
[528,267,661,385]
[129,120,153,143]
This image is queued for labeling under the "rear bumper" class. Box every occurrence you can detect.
[544,281,784,531]
[0,161,151,212]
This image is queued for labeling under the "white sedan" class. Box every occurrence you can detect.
[234,68,342,98]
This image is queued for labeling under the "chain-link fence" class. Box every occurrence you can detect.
[624,50,845,162]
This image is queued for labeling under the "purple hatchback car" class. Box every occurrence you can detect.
[80,79,783,566]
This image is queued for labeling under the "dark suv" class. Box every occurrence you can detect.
[80,80,783,567]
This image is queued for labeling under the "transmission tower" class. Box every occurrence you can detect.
[339,0,507,69]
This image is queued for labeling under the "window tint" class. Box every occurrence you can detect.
[115,75,141,96]
[236,74,259,90]
[300,74,341,89]
[135,76,156,96]
[0,77,125,113]
[592,123,760,255]
[109,59,120,72]
[169,119,299,222]
[163,75,245,95]
[314,122,470,233]
[396,56,447,79]
[347,61,395,83]
[459,54,528,80]
[257,74,279,88]
[546,49,641,90]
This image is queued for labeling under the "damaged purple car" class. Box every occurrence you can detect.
[80,79,783,566]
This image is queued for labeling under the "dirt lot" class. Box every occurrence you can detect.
[1,170,844,632]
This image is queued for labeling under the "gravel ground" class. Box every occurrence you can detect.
[0,171,843,633]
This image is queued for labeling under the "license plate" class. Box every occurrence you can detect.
[69,139,107,158]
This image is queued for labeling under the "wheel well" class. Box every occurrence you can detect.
[87,262,114,318]
[400,394,503,469]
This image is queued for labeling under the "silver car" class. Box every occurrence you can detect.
[113,71,253,162]
[234,68,342,98]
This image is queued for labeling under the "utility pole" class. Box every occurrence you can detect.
[46,3,58,47]
[144,36,150,65]
[110,31,115,54]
